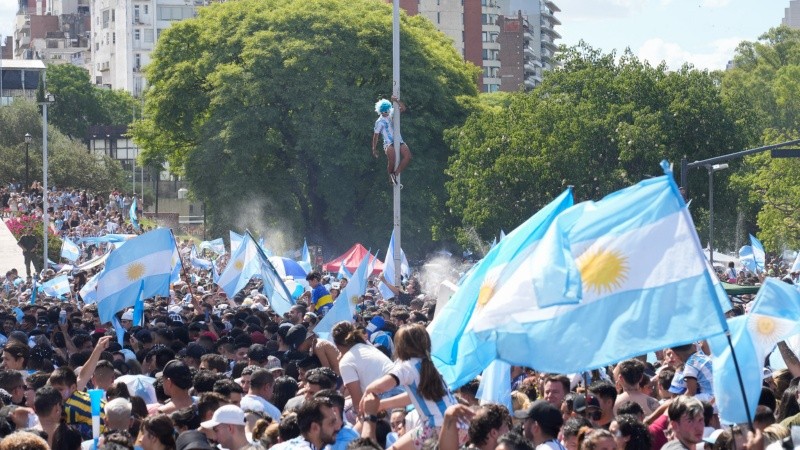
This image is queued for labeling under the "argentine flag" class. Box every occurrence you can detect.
[60,237,80,262]
[710,279,800,424]
[230,231,243,255]
[80,272,100,304]
[199,238,226,255]
[218,232,262,298]
[95,228,176,323]
[468,161,731,374]
[190,246,212,271]
[40,274,71,298]
[130,197,140,232]
[316,251,371,340]
[428,188,574,388]
[750,234,766,273]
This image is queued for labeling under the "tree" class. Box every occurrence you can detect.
[723,27,800,252]
[445,42,745,250]
[0,100,126,192]
[46,64,141,140]
[132,0,477,255]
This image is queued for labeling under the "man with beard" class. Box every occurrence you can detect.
[201,404,258,450]
[270,397,340,450]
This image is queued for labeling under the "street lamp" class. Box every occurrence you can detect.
[39,92,55,272]
[707,163,728,266]
[23,133,32,190]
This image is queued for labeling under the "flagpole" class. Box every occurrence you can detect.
[391,0,402,287]
[170,230,197,300]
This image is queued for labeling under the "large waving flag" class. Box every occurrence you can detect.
[190,246,212,271]
[710,279,800,424]
[252,233,295,315]
[467,161,731,375]
[428,188,574,388]
[378,231,410,300]
[315,251,371,340]
[230,231,243,255]
[750,234,766,273]
[95,229,176,323]
[337,261,352,280]
[61,237,80,262]
[199,238,226,255]
[40,274,71,298]
[739,245,758,274]
[217,233,261,298]
[130,197,140,232]
[80,272,100,304]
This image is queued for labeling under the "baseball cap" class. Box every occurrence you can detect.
[572,394,601,413]
[121,310,134,321]
[200,404,246,429]
[247,344,269,363]
[513,400,563,430]
[176,430,213,450]
[703,429,723,445]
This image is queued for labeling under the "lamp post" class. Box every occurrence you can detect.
[23,133,31,189]
[39,92,54,271]
[707,163,728,265]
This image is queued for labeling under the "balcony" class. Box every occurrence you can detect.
[542,26,562,39]
[100,61,110,71]
[544,0,561,13]
[524,62,537,74]
[542,40,558,52]
[524,46,535,58]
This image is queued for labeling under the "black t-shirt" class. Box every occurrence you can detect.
[18,234,37,252]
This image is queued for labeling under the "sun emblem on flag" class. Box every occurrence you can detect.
[747,313,795,349]
[126,263,146,281]
[576,247,629,295]
[477,264,505,309]
[234,260,244,270]
[350,295,360,305]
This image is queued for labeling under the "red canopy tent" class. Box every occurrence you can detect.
[322,243,383,275]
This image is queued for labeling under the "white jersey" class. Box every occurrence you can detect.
[374,115,402,148]
[389,357,455,428]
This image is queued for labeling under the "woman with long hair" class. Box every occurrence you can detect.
[609,415,651,450]
[361,324,457,450]
[138,414,176,450]
[580,428,615,450]
[332,321,395,415]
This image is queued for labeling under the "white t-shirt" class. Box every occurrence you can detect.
[339,343,394,393]
[240,394,281,423]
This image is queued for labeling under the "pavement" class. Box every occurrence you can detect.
[0,218,26,276]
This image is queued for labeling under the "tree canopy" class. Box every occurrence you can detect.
[0,100,126,192]
[133,0,477,254]
[46,63,141,140]
[445,43,746,248]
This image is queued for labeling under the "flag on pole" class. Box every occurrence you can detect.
[316,251,371,340]
[40,274,71,298]
[130,197,140,232]
[60,237,80,262]
[739,245,758,274]
[462,161,732,376]
[217,232,261,298]
[378,231,409,300]
[230,231,243,254]
[80,272,99,304]
[199,238,226,255]
[252,233,295,316]
[429,188,574,388]
[111,316,126,346]
[710,278,800,424]
[750,234,766,273]
[190,246,212,271]
[302,239,311,265]
[338,261,352,280]
[95,229,176,323]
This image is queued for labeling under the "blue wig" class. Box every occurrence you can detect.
[375,99,393,114]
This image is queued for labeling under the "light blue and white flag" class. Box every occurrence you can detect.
[40,274,70,298]
[258,237,273,257]
[230,231,243,255]
[378,231,410,300]
[739,245,758,274]
[499,230,506,241]
[211,260,220,284]
[338,261,352,280]
[750,234,766,273]
[95,228,176,323]
[29,278,37,305]
[130,197,140,232]
[476,360,513,411]
[111,315,126,346]
[80,272,99,304]
[302,239,311,265]
[709,278,800,424]
[190,247,212,271]
[429,188,574,388]
[466,161,731,375]
[60,237,80,262]
[217,232,262,298]
[199,238,226,256]
[792,251,800,273]
[316,251,371,340]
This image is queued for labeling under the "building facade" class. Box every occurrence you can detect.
[13,0,91,66]
[0,59,46,106]
[784,0,800,29]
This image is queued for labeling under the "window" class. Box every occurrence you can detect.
[112,32,115,44]
[111,9,114,22]
[144,5,148,14]
[144,29,153,43]
[135,53,141,68]
[102,10,109,28]
[134,5,140,21]
[134,29,140,40]
[437,12,440,24]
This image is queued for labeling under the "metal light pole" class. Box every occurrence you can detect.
[24,133,31,189]
[391,0,402,286]
[707,163,728,265]
[40,92,54,271]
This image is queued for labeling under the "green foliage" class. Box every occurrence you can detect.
[723,27,800,252]
[0,100,126,192]
[46,64,141,139]
[445,43,745,249]
[133,0,477,254]
[5,215,62,264]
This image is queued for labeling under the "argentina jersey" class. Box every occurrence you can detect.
[390,357,456,428]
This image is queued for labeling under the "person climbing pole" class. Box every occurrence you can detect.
[372,95,412,185]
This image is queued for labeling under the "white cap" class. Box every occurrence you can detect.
[121,310,134,321]
[200,405,246,429]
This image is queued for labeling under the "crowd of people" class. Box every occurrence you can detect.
[0,183,796,450]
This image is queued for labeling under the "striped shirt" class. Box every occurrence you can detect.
[389,358,455,428]
[65,390,105,440]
